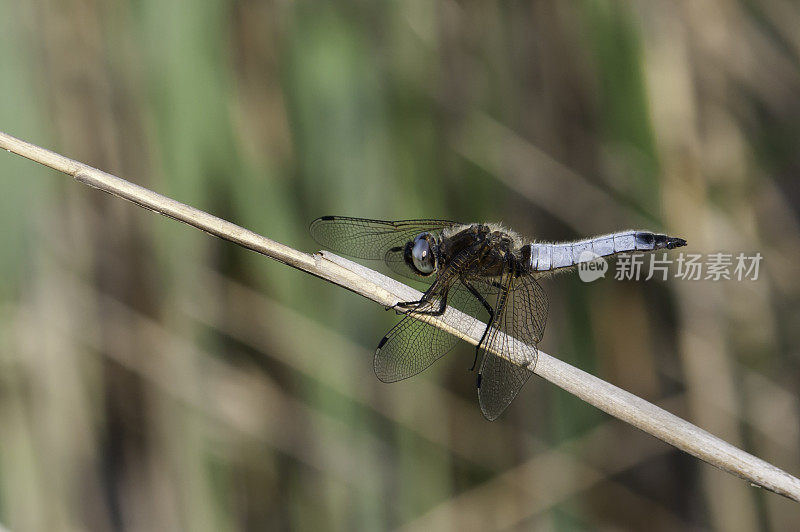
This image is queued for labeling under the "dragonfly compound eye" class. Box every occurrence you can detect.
[408,233,436,275]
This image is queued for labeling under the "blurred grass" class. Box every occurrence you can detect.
[1,0,800,530]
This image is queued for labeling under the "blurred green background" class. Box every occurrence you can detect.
[1,1,799,530]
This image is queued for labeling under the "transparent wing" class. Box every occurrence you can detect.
[382,245,438,283]
[374,250,489,382]
[477,268,549,421]
[374,314,454,382]
[309,216,457,260]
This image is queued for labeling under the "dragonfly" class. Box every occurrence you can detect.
[310,216,687,420]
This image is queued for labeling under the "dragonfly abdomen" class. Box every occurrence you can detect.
[527,231,686,272]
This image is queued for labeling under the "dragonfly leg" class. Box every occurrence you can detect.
[461,279,495,371]
[394,290,449,317]
[471,278,510,377]
[394,299,423,309]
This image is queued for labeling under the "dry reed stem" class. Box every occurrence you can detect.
[1,129,799,502]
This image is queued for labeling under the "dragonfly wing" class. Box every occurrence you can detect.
[477,349,534,421]
[477,268,549,420]
[310,216,457,260]
[374,314,458,382]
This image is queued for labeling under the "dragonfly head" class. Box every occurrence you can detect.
[405,232,438,276]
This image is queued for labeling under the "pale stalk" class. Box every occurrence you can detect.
[1,129,798,502]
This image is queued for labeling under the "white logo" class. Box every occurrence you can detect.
[577,250,608,282]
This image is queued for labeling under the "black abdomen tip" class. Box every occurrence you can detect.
[650,234,687,250]
[666,237,687,249]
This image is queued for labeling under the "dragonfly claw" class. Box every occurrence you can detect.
[384,302,405,314]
